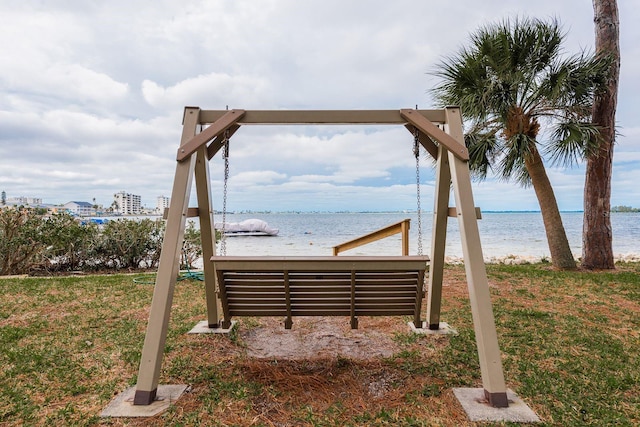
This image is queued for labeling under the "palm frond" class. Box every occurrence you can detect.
[465,131,500,180]
[546,121,603,166]
[543,53,609,112]
[499,133,534,186]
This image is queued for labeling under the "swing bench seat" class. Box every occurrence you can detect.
[212,255,429,330]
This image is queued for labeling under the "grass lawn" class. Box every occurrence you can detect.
[0,263,638,426]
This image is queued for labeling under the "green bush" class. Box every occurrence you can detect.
[40,213,99,272]
[0,208,207,276]
[181,221,202,269]
[0,209,44,275]
[94,218,165,270]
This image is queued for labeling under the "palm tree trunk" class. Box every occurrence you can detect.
[525,144,577,269]
[583,0,619,269]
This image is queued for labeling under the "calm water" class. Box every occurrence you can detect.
[210,212,640,261]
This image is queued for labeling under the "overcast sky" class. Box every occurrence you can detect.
[1,1,638,212]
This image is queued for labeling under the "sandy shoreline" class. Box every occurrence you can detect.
[192,253,640,269]
[445,253,640,265]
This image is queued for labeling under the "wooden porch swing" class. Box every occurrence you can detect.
[131,107,510,409]
[211,120,429,332]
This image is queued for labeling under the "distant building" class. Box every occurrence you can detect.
[63,201,95,216]
[114,191,141,215]
[156,195,170,215]
[6,196,43,206]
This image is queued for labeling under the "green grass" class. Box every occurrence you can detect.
[0,264,639,426]
[483,263,640,426]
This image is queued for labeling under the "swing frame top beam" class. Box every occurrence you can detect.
[176,108,469,162]
[192,108,445,124]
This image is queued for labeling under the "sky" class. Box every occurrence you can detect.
[1,1,638,212]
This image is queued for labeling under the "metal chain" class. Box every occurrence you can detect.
[220,131,230,256]
[414,129,423,256]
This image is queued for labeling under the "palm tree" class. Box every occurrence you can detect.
[431,17,609,270]
[583,0,619,270]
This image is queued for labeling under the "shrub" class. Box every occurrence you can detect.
[95,218,165,270]
[0,209,44,275]
[39,213,99,272]
[0,209,206,276]
[181,221,202,269]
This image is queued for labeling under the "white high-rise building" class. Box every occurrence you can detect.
[113,191,141,215]
[156,195,170,214]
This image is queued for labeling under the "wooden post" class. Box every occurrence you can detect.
[446,107,508,407]
[350,270,358,329]
[426,145,451,329]
[194,146,221,328]
[401,219,409,256]
[284,271,293,329]
[133,107,200,405]
[413,269,426,327]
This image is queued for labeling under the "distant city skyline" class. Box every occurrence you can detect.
[0,191,164,209]
[3,187,640,214]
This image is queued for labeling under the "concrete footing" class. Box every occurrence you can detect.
[100,384,189,418]
[408,321,458,335]
[188,320,237,334]
[453,388,540,423]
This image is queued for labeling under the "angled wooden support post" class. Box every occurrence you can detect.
[400,109,469,161]
[426,145,451,330]
[133,107,200,405]
[177,109,245,161]
[194,146,221,328]
[445,107,508,408]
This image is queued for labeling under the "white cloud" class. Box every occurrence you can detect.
[0,0,638,211]
[0,176,29,184]
[46,64,129,102]
[0,7,129,111]
[231,170,287,186]
[142,73,271,110]
[44,170,93,180]
[220,126,416,188]
[613,152,640,163]
[290,174,352,184]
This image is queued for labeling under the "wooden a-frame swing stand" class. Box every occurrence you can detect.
[132,107,510,409]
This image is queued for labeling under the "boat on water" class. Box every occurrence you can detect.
[214,218,279,236]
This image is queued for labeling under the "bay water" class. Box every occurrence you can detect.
[211,211,640,262]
